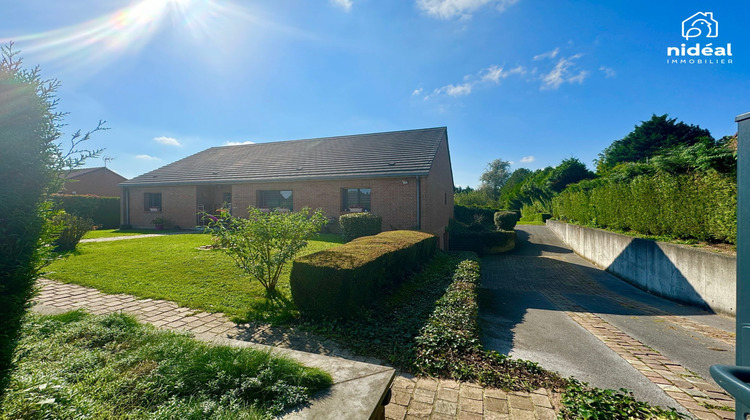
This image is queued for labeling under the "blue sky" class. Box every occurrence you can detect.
[3,0,747,187]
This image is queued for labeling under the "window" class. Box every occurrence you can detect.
[144,192,162,212]
[342,188,371,212]
[258,190,293,211]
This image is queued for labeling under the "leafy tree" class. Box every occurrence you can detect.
[207,207,328,294]
[596,114,713,172]
[0,43,102,395]
[497,168,532,209]
[479,159,511,200]
[546,158,595,192]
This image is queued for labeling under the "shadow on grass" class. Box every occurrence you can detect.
[234,289,299,325]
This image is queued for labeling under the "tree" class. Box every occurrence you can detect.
[546,158,595,192]
[497,168,532,209]
[479,159,511,200]
[0,43,102,395]
[207,207,328,294]
[596,114,713,172]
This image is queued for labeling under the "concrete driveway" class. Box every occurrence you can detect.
[479,224,735,418]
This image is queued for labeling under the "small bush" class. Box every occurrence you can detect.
[290,230,437,318]
[339,212,382,242]
[55,194,120,229]
[51,212,94,252]
[560,379,685,419]
[494,211,518,231]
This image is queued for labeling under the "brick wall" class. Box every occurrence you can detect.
[422,135,454,248]
[232,178,419,231]
[123,185,197,229]
[63,168,126,197]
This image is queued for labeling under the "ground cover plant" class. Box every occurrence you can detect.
[44,233,343,323]
[0,311,332,419]
[559,379,685,419]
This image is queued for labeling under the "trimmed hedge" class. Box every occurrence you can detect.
[450,230,516,255]
[553,172,736,243]
[454,205,497,227]
[339,212,382,242]
[290,230,437,318]
[493,211,518,231]
[55,194,120,229]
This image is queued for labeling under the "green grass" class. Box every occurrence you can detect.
[45,233,343,324]
[82,229,162,239]
[517,219,545,225]
[0,311,332,420]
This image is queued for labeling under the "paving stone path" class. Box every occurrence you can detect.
[33,279,556,419]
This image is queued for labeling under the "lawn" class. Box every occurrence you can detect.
[0,311,331,419]
[45,233,343,323]
[82,229,160,239]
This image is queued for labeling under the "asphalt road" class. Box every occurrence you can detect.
[479,224,735,409]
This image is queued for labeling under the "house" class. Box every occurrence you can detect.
[119,127,455,248]
[62,167,127,197]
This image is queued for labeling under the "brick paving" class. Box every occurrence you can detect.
[544,290,734,420]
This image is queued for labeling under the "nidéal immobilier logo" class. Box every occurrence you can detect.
[667,12,733,65]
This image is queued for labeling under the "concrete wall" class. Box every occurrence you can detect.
[547,220,736,315]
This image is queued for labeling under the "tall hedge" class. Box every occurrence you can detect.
[290,231,437,318]
[0,46,61,394]
[55,195,120,229]
[553,172,736,244]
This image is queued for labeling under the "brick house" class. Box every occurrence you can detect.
[119,127,454,248]
[63,167,127,197]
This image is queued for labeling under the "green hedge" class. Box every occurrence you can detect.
[553,172,736,243]
[454,205,498,227]
[493,211,518,231]
[51,213,94,252]
[450,230,516,255]
[339,212,382,242]
[290,230,437,318]
[55,195,120,229]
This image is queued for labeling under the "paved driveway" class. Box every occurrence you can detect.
[479,225,735,419]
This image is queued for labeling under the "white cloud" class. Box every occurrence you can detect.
[153,136,182,146]
[600,66,616,78]
[540,53,587,90]
[136,154,161,161]
[224,141,256,146]
[519,156,535,163]
[533,48,559,61]
[416,0,518,20]
[423,64,524,100]
[330,0,352,11]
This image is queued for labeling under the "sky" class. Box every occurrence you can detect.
[2,0,748,188]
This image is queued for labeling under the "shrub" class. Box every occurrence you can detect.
[553,172,737,244]
[51,212,94,252]
[560,380,684,419]
[454,205,497,227]
[55,194,120,229]
[290,230,437,318]
[493,211,518,231]
[449,219,515,255]
[206,207,328,294]
[339,212,382,242]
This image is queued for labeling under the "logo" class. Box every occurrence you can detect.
[667,11,732,65]
[682,12,718,40]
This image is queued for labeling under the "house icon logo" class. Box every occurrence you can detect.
[682,12,718,40]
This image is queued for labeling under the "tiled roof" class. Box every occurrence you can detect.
[64,167,104,179]
[121,127,447,186]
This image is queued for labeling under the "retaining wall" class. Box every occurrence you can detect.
[547,220,736,316]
